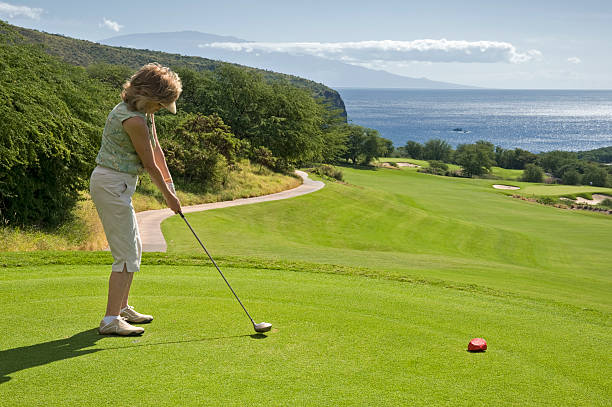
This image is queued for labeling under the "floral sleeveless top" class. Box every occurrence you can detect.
[95,102,156,175]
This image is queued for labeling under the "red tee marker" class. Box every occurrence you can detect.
[468,338,487,352]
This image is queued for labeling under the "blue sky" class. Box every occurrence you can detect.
[2,0,611,89]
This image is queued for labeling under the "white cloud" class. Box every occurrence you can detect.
[200,39,542,64]
[100,18,123,32]
[0,1,42,19]
[567,57,582,64]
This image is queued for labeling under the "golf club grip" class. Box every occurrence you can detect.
[179,212,255,325]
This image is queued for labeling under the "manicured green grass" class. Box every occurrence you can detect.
[378,157,461,171]
[516,183,612,197]
[164,167,612,312]
[1,255,610,406]
[490,166,523,180]
[378,158,525,180]
[2,167,611,405]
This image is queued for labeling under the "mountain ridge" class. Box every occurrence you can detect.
[101,31,478,89]
[2,21,346,120]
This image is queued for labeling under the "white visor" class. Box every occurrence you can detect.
[165,101,177,114]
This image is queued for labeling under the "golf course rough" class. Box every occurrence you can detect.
[1,166,611,406]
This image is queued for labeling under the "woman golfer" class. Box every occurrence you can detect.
[90,63,182,335]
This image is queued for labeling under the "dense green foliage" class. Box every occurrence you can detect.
[0,40,116,226]
[577,146,612,163]
[0,21,361,227]
[340,124,393,165]
[521,163,545,183]
[538,150,611,187]
[160,65,349,169]
[2,21,347,121]
[423,139,453,161]
[494,146,537,169]
[419,160,449,175]
[402,140,424,159]
[397,138,612,186]
[162,113,247,189]
[454,141,496,177]
[311,164,344,181]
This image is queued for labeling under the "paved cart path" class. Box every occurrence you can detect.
[136,170,324,252]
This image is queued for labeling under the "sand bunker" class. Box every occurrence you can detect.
[493,184,520,190]
[574,194,612,205]
[396,162,421,168]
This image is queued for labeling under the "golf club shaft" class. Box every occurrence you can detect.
[179,212,256,326]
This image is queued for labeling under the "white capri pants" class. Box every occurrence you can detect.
[90,165,142,272]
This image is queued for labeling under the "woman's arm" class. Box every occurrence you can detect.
[123,116,181,213]
[149,114,172,182]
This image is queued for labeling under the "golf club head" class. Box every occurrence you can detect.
[254,322,272,333]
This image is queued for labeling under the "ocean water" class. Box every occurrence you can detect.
[336,89,612,152]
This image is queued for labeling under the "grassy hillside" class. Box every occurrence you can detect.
[0,21,346,120]
[163,166,612,313]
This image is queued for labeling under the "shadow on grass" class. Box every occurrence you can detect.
[0,328,102,384]
[0,329,267,384]
[101,332,267,350]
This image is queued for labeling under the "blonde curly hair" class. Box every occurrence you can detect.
[121,63,182,112]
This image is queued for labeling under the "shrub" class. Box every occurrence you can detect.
[312,164,344,181]
[536,196,557,205]
[600,199,612,209]
[0,43,115,227]
[251,146,276,170]
[419,160,448,176]
[521,164,545,183]
[162,113,244,190]
[561,170,582,185]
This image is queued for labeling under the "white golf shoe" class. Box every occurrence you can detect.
[98,318,144,336]
[120,305,154,324]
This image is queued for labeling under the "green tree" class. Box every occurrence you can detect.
[561,170,582,185]
[513,148,538,169]
[582,164,608,187]
[372,132,394,161]
[343,125,367,164]
[423,139,453,162]
[404,141,423,159]
[319,124,348,164]
[256,83,324,168]
[162,113,244,188]
[521,164,545,183]
[577,146,612,163]
[454,143,496,177]
[341,125,391,165]
[538,151,578,176]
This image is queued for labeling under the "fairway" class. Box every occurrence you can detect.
[164,166,612,312]
[2,167,611,406]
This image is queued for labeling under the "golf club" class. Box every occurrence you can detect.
[178,212,272,333]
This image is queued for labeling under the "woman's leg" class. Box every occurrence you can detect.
[120,269,134,310]
[105,264,134,316]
